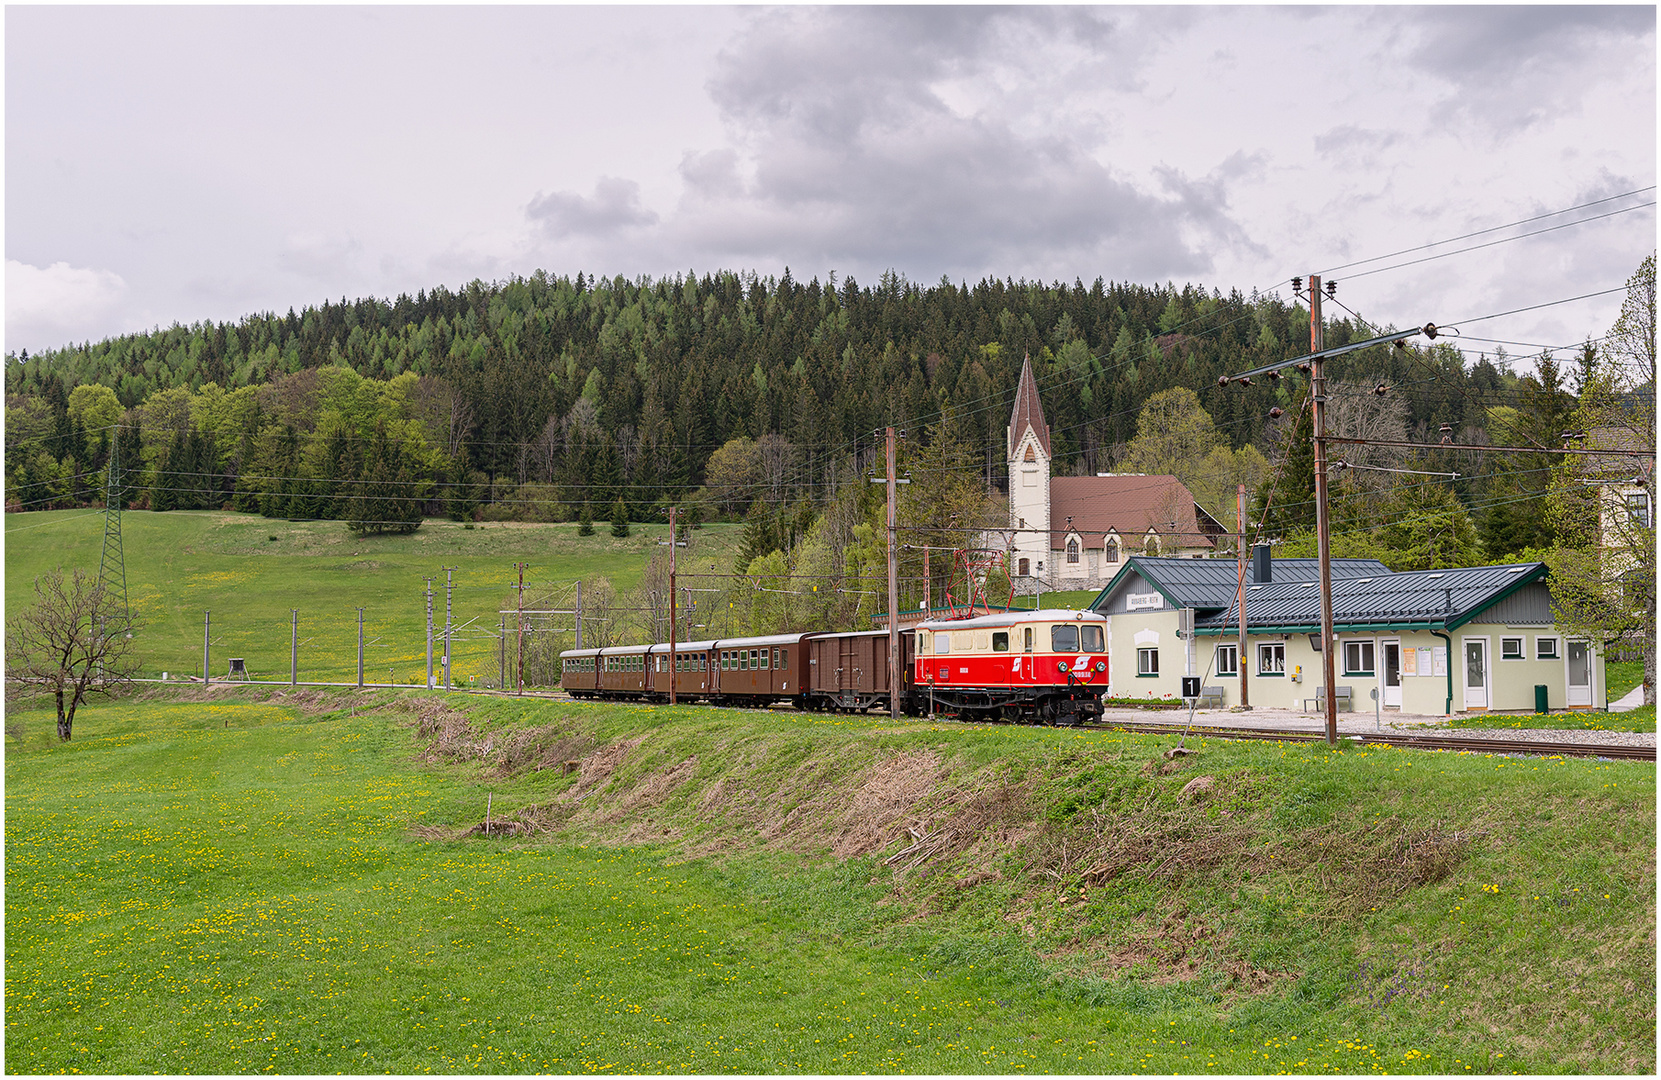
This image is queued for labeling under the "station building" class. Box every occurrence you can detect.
[1092,553,1604,715]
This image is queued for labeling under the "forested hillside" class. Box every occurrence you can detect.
[6,269,1539,529]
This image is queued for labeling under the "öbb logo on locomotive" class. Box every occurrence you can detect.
[560,609,1109,725]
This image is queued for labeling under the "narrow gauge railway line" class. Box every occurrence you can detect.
[1096,720,1656,761]
[518,689,1654,761]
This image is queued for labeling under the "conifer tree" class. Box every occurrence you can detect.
[610,497,630,538]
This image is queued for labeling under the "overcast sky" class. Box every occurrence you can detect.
[6,5,1656,372]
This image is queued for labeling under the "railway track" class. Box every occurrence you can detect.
[1096,720,1656,761]
[492,689,1653,762]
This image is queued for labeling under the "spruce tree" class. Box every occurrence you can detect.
[577,504,595,536]
[610,498,630,538]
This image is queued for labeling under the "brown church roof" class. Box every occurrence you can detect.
[1048,474,1215,552]
[1007,354,1051,459]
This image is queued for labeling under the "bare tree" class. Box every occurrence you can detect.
[6,568,140,741]
[757,432,795,502]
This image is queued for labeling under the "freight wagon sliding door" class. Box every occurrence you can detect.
[838,636,861,691]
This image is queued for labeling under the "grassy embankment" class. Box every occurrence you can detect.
[5,685,1653,1074]
[3,509,742,686]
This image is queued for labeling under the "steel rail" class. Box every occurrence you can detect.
[1096,721,1655,761]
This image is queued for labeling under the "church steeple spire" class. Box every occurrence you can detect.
[1008,353,1051,459]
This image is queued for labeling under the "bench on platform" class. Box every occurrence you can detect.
[1194,685,1227,709]
[1303,685,1353,712]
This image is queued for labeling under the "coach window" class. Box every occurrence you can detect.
[778,649,787,671]
[1081,625,1105,652]
[761,649,770,670]
[1052,624,1079,652]
[992,631,1009,652]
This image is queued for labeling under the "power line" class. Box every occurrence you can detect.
[1315,186,1656,276]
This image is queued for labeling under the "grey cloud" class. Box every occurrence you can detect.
[527,177,659,238]
[658,6,1235,281]
[1382,6,1655,136]
[678,148,745,200]
[1313,125,1406,160]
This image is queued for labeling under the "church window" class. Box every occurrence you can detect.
[1024,446,1036,462]
[1022,469,1037,487]
[1066,538,1080,564]
[1018,558,1030,576]
[1104,538,1119,564]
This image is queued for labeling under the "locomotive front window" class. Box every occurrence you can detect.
[1081,625,1104,652]
[992,632,1009,652]
[1051,624,1079,652]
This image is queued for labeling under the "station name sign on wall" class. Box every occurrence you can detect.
[1126,592,1164,611]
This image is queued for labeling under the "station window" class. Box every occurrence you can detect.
[1536,636,1560,660]
[1216,644,1238,676]
[1137,647,1159,676]
[1501,637,1524,660]
[1258,643,1285,675]
[1343,641,1375,676]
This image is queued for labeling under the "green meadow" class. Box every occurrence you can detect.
[4,685,1653,1075]
[4,509,744,686]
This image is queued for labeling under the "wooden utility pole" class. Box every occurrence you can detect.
[1310,275,1339,744]
[203,611,211,686]
[886,428,900,721]
[1237,484,1250,710]
[291,609,299,686]
[357,607,365,688]
[668,506,678,706]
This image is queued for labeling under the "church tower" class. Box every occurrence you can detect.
[1006,354,1051,580]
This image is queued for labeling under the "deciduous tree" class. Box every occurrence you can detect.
[6,568,140,741]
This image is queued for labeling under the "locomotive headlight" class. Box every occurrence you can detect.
[1057,661,1069,673]
[1094,661,1106,673]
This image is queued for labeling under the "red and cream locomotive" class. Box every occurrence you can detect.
[912,609,1108,724]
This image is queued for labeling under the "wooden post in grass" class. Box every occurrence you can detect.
[203,611,211,686]
[290,609,298,686]
[356,608,365,688]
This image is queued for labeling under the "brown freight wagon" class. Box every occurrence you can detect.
[803,630,915,713]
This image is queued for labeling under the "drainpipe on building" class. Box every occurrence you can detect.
[1431,627,1453,716]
